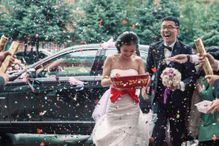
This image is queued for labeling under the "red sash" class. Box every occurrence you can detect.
[110,88,139,103]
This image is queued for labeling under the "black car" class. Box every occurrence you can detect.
[0,44,149,136]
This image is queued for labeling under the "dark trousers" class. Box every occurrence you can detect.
[152,102,188,146]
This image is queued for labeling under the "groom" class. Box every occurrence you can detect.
[145,16,196,146]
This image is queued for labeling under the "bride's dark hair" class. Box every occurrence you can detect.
[115,31,140,56]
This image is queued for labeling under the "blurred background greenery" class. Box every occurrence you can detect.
[0,0,218,50]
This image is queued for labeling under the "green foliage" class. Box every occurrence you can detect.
[0,0,75,45]
[179,0,219,47]
[75,0,132,44]
[0,0,218,47]
[131,0,180,44]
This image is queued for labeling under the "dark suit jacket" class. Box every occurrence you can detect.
[146,40,196,107]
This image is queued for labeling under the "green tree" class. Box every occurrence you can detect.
[75,0,131,44]
[196,3,219,47]
[132,0,180,45]
[0,0,75,48]
[179,0,219,47]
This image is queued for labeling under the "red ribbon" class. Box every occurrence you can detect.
[110,88,139,103]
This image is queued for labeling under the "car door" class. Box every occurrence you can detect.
[5,48,107,134]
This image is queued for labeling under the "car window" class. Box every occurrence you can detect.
[37,49,98,76]
[105,48,118,56]
[139,48,148,62]
[16,51,51,65]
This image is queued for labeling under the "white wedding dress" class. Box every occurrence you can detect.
[92,69,151,146]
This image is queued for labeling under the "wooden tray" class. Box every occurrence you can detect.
[111,73,150,88]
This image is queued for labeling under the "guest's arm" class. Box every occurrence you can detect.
[166,54,199,64]
[167,53,219,72]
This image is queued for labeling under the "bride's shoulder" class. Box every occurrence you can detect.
[108,54,119,60]
[133,55,144,62]
[105,54,118,62]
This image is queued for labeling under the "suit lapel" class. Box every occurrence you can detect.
[157,42,165,62]
[171,41,182,57]
[155,42,166,73]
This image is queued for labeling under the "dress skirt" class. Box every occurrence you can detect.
[92,93,149,146]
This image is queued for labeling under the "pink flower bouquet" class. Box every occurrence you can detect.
[161,67,181,89]
[160,67,181,104]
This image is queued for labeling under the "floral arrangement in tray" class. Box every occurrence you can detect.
[111,73,150,88]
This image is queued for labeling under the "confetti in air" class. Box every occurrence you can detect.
[151,67,157,73]
[40,142,45,146]
[39,110,47,116]
[115,73,121,78]
[122,19,128,24]
[98,19,103,26]
[212,134,217,141]
[37,128,43,134]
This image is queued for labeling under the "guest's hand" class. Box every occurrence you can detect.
[0,51,15,66]
[205,75,219,85]
[0,51,12,61]
[13,58,25,70]
[207,99,219,113]
[166,54,188,64]
[202,53,218,71]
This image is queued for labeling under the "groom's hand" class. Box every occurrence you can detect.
[168,83,181,91]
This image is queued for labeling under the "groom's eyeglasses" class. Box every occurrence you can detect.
[161,25,178,30]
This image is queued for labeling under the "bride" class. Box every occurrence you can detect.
[92,31,151,146]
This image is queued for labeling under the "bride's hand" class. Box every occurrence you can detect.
[141,77,151,100]
[141,86,150,100]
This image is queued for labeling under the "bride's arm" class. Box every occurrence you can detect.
[137,57,146,74]
[101,56,113,87]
